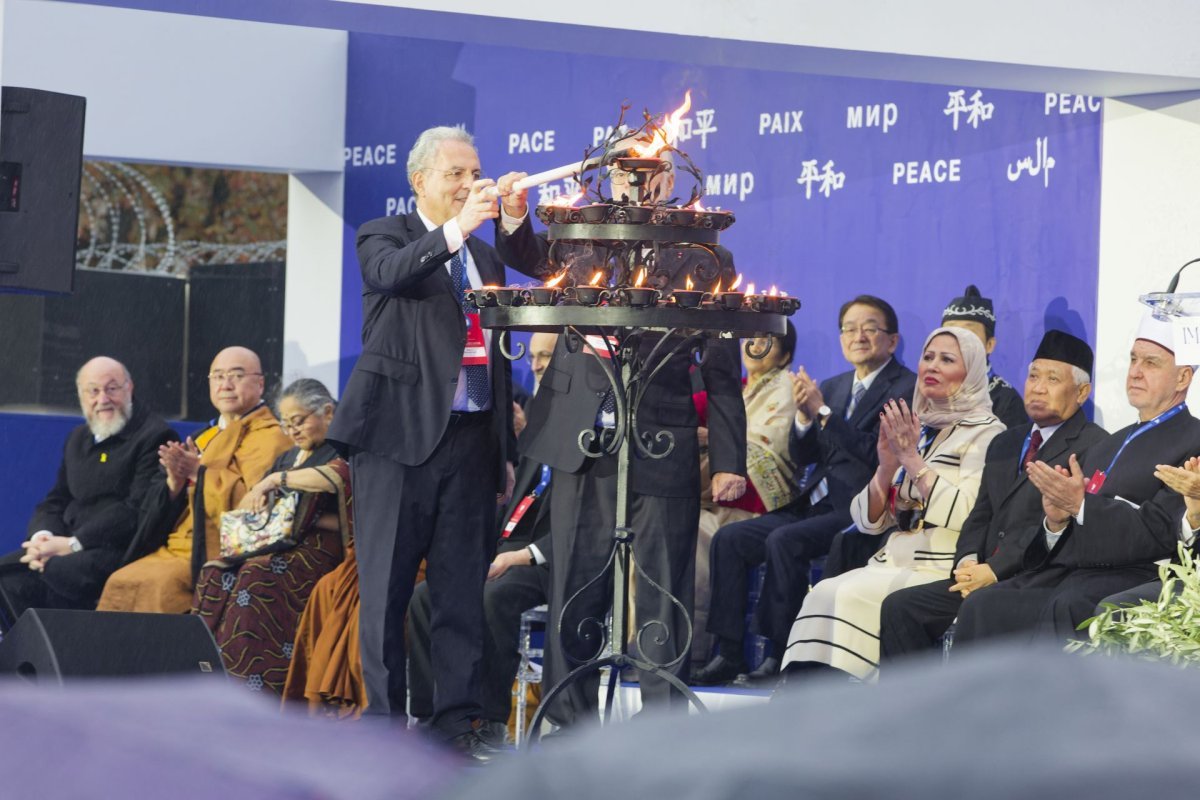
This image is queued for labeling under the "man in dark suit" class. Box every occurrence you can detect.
[326,126,530,761]
[494,164,748,726]
[878,330,1107,662]
[693,296,917,685]
[0,357,177,629]
[942,284,1029,429]
[955,315,1200,644]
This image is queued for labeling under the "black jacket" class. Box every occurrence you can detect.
[27,403,178,553]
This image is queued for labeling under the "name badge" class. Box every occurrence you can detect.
[1085,469,1106,495]
[462,312,488,367]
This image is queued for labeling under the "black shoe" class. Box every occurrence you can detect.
[691,654,748,686]
[449,730,502,764]
[475,719,511,749]
[735,656,781,686]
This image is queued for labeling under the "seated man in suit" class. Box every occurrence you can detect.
[878,330,1107,662]
[96,346,291,614]
[941,284,1028,429]
[0,357,177,629]
[408,332,557,746]
[954,314,1200,644]
[693,295,917,685]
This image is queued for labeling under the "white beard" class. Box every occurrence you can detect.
[87,397,133,442]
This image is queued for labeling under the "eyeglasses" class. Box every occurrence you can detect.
[78,381,128,399]
[207,369,263,383]
[839,325,891,337]
[281,410,315,434]
[423,167,484,182]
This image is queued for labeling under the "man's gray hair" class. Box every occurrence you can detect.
[1070,365,1091,387]
[407,126,476,191]
[278,378,336,415]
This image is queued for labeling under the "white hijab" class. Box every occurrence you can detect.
[911,326,993,429]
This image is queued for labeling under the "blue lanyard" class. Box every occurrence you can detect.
[1016,428,1038,476]
[1102,403,1186,477]
[531,464,552,498]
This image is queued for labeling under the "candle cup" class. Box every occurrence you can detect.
[492,287,525,307]
[715,292,746,311]
[778,297,801,316]
[527,286,561,306]
[750,295,782,313]
[465,289,497,308]
[570,286,610,306]
[619,287,662,308]
[614,205,653,224]
[580,204,610,224]
[535,206,556,226]
[672,289,708,308]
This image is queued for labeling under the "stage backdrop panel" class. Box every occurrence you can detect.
[342,35,1102,393]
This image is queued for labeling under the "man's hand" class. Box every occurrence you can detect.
[455,178,499,236]
[495,171,528,220]
[712,472,747,503]
[1155,457,1200,528]
[498,461,516,505]
[20,534,74,571]
[949,560,997,597]
[791,367,824,424]
[1027,455,1086,524]
[160,438,201,497]
[487,548,530,581]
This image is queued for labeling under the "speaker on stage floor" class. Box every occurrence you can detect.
[0,609,225,684]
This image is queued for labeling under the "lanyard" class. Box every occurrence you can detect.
[502,465,552,538]
[1102,403,1185,478]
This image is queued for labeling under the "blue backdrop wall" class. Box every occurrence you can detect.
[341,34,1103,395]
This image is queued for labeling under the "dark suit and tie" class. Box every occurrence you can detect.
[879,409,1107,660]
[326,131,531,756]
[699,357,916,678]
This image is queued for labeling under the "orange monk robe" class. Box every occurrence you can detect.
[97,404,292,613]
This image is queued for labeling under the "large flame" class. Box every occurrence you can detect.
[632,91,693,158]
[545,271,567,288]
[730,273,743,291]
[589,271,604,286]
[634,268,646,288]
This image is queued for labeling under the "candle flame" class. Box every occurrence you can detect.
[713,279,722,294]
[632,90,693,157]
[730,273,743,291]
[589,271,604,286]
[746,282,756,296]
[549,190,585,208]
[635,268,646,288]
[768,285,778,297]
[689,199,707,212]
[685,275,694,290]
[545,272,566,288]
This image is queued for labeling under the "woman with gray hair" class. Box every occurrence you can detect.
[192,378,351,695]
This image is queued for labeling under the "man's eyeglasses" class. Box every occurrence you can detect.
[281,410,315,434]
[839,325,891,338]
[78,381,128,399]
[207,370,263,384]
[424,167,484,182]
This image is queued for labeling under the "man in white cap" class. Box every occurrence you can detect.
[953,313,1200,644]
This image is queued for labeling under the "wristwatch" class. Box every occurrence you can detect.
[817,405,832,420]
[68,536,83,553]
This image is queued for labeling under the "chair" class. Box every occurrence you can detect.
[513,604,548,746]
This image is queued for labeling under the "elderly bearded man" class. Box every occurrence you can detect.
[0,357,177,629]
[97,347,290,614]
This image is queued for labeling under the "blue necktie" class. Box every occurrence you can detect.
[845,381,866,420]
[450,251,491,408]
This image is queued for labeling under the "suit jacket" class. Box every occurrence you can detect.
[1020,405,1200,572]
[328,211,514,486]
[953,411,1107,581]
[791,359,917,510]
[27,403,178,553]
[497,216,746,498]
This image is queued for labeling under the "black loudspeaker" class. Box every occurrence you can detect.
[0,609,225,685]
[0,86,87,295]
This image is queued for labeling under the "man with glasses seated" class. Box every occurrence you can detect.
[97,346,291,614]
[0,357,177,630]
[693,296,916,686]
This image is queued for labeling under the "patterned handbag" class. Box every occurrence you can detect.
[219,490,301,562]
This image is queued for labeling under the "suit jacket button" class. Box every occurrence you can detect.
[998,531,1005,539]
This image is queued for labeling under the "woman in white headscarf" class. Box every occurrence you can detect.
[779,326,1004,681]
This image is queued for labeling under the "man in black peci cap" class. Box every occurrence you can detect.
[942,285,1029,428]
[878,330,1106,663]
